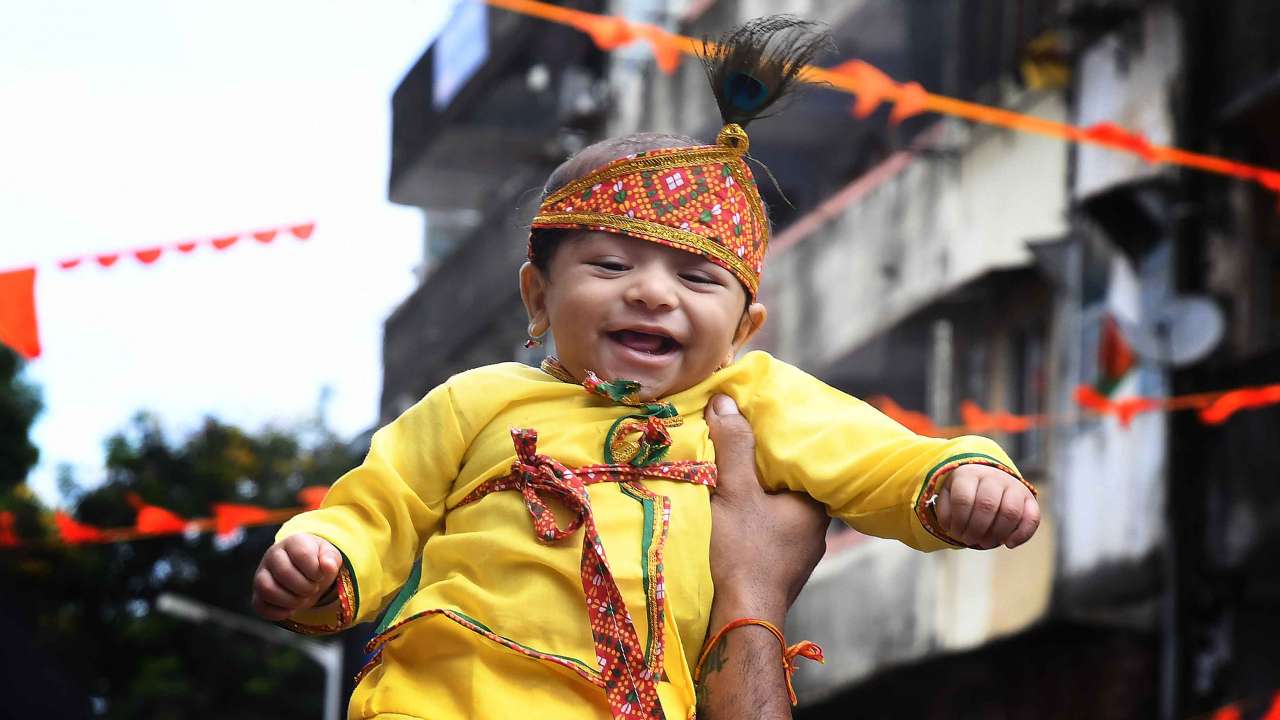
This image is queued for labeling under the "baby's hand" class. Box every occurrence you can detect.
[251,533,342,621]
[935,465,1040,550]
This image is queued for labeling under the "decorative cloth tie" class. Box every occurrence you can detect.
[458,428,715,720]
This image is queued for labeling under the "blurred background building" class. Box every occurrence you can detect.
[383,0,1280,717]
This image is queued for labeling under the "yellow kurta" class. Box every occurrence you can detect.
[278,351,1020,719]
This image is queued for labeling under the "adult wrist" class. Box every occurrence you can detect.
[709,586,788,628]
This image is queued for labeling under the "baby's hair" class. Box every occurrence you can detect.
[529,133,700,273]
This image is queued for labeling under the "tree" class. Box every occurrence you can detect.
[0,401,365,719]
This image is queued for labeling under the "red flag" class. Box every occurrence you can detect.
[1261,691,1280,720]
[1074,385,1159,427]
[176,242,198,253]
[252,230,278,244]
[55,511,106,544]
[890,82,928,124]
[212,503,272,537]
[136,505,187,535]
[1200,384,1280,425]
[96,254,120,268]
[0,511,17,547]
[1082,122,1160,163]
[832,59,897,119]
[126,492,187,535]
[289,223,315,240]
[297,486,329,511]
[634,24,681,75]
[872,396,940,436]
[134,248,163,264]
[58,258,82,270]
[569,13,635,51]
[1096,314,1136,396]
[0,267,41,359]
[959,401,1034,433]
[211,236,239,250]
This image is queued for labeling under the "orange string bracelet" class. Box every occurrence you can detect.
[693,617,825,706]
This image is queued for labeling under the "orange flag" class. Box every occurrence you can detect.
[0,267,40,359]
[126,492,188,535]
[0,511,17,547]
[212,503,273,538]
[55,511,107,544]
[959,401,1035,434]
[1200,384,1280,425]
[297,486,329,511]
[871,396,940,436]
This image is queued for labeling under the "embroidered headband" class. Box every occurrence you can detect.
[531,124,767,295]
[529,16,832,298]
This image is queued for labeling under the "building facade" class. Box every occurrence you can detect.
[385,1,1280,717]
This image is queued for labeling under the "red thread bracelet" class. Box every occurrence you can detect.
[694,617,825,706]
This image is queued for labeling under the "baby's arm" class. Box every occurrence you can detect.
[252,380,470,631]
[729,354,1037,551]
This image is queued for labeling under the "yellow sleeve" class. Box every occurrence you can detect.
[732,353,1028,552]
[275,380,468,633]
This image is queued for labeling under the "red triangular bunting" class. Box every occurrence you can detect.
[96,254,120,268]
[134,248,163,264]
[212,503,272,537]
[58,258,82,270]
[55,511,106,544]
[177,242,198,253]
[890,81,928,124]
[136,505,188,535]
[0,267,41,360]
[297,486,328,511]
[289,223,315,240]
[252,230,277,244]
[0,511,17,547]
[211,236,239,250]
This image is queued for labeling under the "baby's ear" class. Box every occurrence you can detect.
[731,301,767,352]
[519,262,550,331]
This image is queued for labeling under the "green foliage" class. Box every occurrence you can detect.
[0,407,364,719]
[0,346,41,490]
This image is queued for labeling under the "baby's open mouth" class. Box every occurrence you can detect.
[608,329,682,355]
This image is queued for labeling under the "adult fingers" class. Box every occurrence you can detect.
[978,485,1024,550]
[705,394,759,503]
[1004,495,1042,549]
[265,549,321,597]
[959,479,1005,547]
[941,470,977,542]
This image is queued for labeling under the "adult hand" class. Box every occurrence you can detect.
[699,394,830,720]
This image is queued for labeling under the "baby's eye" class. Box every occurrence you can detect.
[680,272,720,285]
[589,260,629,272]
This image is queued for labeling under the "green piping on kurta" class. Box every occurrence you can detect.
[620,483,660,665]
[450,610,599,676]
[373,556,422,636]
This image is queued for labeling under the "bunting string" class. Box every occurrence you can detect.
[482,0,1280,202]
[0,221,316,360]
[0,487,329,549]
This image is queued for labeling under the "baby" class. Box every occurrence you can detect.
[251,17,1038,720]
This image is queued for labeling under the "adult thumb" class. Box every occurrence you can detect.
[705,394,758,499]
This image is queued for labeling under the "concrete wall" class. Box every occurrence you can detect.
[760,94,1070,370]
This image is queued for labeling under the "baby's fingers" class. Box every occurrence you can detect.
[266,548,322,597]
[252,568,304,619]
[1004,495,1042,549]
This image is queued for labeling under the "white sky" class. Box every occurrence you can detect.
[0,0,459,505]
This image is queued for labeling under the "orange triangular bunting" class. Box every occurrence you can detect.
[0,267,40,359]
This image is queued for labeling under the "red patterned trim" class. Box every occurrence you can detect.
[280,561,357,635]
[914,453,1034,547]
[450,428,714,720]
[364,607,605,688]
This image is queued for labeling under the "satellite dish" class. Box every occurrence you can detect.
[1115,295,1225,367]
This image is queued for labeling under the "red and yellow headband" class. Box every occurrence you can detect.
[530,124,769,296]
